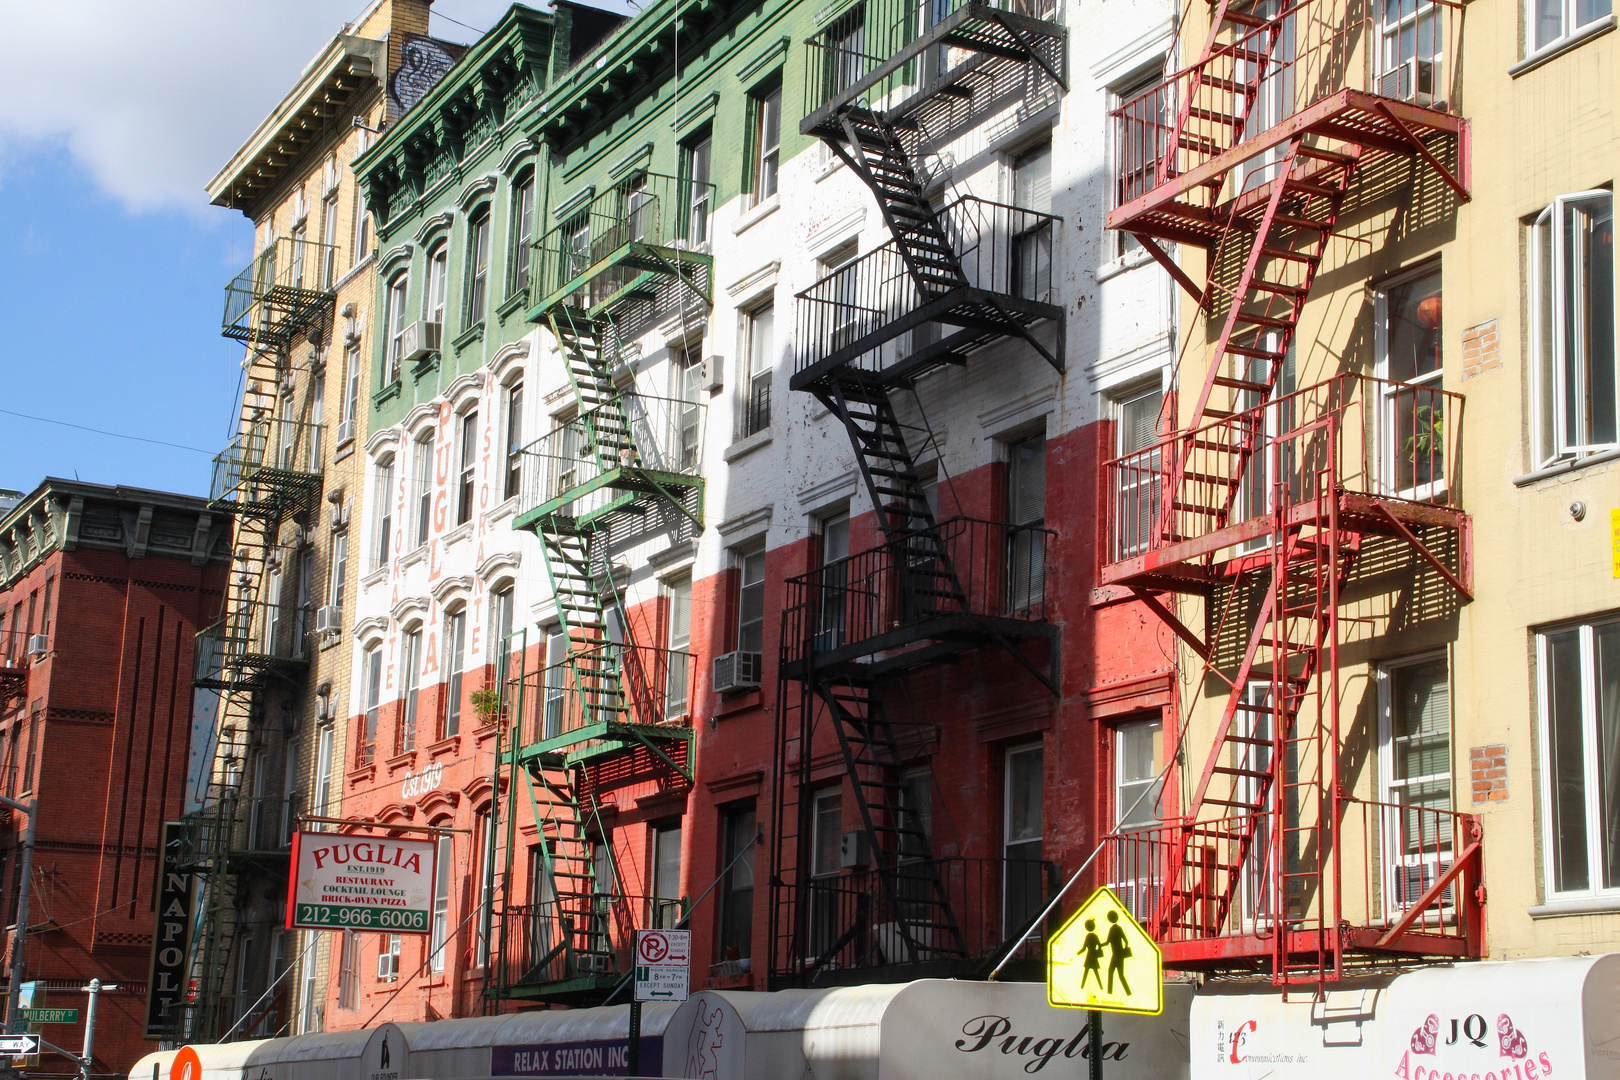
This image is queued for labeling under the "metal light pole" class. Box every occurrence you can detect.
[79,979,114,1080]
[0,795,38,1034]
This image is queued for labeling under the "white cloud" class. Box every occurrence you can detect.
[0,0,632,218]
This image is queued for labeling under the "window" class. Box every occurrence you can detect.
[281,742,300,847]
[1376,269,1446,497]
[543,625,567,739]
[399,627,423,751]
[413,431,435,547]
[351,179,371,268]
[1006,433,1046,610]
[652,822,684,928]
[328,532,348,616]
[672,347,703,471]
[307,374,326,471]
[1532,192,1617,468]
[748,82,782,204]
[740,302,774,437]
[299,932,322,1033]
[360,644,382,763]
[1115,719,1164,830]
[314,724,334,818]
[819,241,862,353]
[1113,384,1164,558]
[341,343,360,439]
[373,457,394,570]
[718,803,756,960]
[821,7,866,97]
[321,186,341,288]
[425,243,448,327]
[290,221,307,288]
[1378,656,1453,909]
[1003,743,1044,936]
[1537,618,1620,898]
[38,574,53,640]
[21,701,39,795]
[736,549,766,654]
[512,171,536,294]
[475,807,494,966]
[1379,0,1441,97]
[377,934,401,981]
[1531,0,1610,53]
[680,133,713,244]
[503,381,525,500]
[457,410,477,526]
[262,562,283,655]
[1012,141,1054,301]
[443,609,465,738]
[294,549,313,657]
[466,209,491,325]
[429,834,453,973]
[491,584,516,684]
[1112,66,1167,258]
[665,577,692,718]
[338,930,359,1009]
[818,511,850,648]
[385,274,407,384]
[809,789,842,956]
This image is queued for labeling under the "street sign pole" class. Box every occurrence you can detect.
[1089,1010,1102,1080]
[79,979,111,1080]
[0,795,38,1035]
[627,1000,642,1077]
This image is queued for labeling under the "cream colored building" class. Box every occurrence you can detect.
[193,0,462,1039]
[1095,0,1620,983]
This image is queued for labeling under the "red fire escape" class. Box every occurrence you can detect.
[1099,0,1483,987]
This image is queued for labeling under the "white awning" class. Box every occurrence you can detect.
[1191,955,1620,1080]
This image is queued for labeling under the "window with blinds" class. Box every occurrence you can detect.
[1380,656,1454,910]
[1012,141,1053,301]
[1114,385,1163,558]
[666,577,692,719]
[1007,434,1046,610]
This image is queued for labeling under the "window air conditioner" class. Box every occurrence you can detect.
[701,355,725,392]
[336,418,355,445]
[711,650,762,693]
[26,635,47,659]
[315,605,343,635]
[401,320,443,363]
[1378,56,1437,107]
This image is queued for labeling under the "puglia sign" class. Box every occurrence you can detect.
[287,832,436,934]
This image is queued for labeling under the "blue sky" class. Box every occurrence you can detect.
[0,0,630,499]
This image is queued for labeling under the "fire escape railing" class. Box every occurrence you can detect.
[491,894,686,994]
[222,236,339,348]
[1102,374,1461,567]
[508,642,695,753]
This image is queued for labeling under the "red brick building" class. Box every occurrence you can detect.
[0,479,229,1073]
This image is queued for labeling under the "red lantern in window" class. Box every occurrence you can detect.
[1416,293,1442,329]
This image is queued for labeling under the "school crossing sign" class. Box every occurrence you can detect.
[1047,886,1162,1015]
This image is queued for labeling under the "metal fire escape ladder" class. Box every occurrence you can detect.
[813,676,968,967]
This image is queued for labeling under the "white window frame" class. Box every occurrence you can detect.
[1111,381,1165,559]
[377,933,401,981]
[413,431,435,548]
[1374,265,1447,501]
[1536,615,1620,902]
[385,273,408,384]
[1526,0,1613,57]
[372,455,394,571]
[1375,651,1454,924]
[429,834,453,973]
[1530,191,1618,468]
[425,242,449,326]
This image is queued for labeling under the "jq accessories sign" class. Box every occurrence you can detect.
[286,832,436,933]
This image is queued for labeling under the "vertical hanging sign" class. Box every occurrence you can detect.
[145,822,196,1039]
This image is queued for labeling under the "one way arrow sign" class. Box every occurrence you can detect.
[0,1035,41,1056]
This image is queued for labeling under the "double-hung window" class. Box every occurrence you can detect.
[736,550,766,655]
[399,627,422,751]
[665,577,692,719]
[360,644,382,763]
[1006,433,1047,610]
[512,171,536,294]
[443,609,466,738]
[1003,743,1045,936]
[466,209,491,326]
[425,243,448,329]
[328,532,347,618]
[718,803,756,960]
[748,82,782,204]
[1378,655,1453,912]
[321,186,341,288]
[504,381,525,500]
[385,273,408,384]
[1530,0,1611,55]
[373,457,394,570]
[543,625,567,739]
[413,432,435,548]
[680,133,712,244]
[341,343,361,442]
[1531,192,1617,468]
[652,822,683,928]
[428,834,453,973]
[741,302,774,437]
[1011,141,1054,302]
[1538,617,1620,900]
[456,410,477,526]
[1378,270,1446,497]
[1113,384,1164,558]
[1112,67,1167,258]
[1111,718,1164,920]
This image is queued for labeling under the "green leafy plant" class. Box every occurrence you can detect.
[1404,404,1443,459]
[470,686,504,724]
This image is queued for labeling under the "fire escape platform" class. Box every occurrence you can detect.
[1101,490,1467,592]
[800,3,1067,141]
[526,241,712,324]
[490,971,623,1004]
[517,720,693,766]
[514,468,704,533]
[1107,89,1465,246]
[1160,923,1477,969]
[789,287,1062,394]
[782,613,1059,683]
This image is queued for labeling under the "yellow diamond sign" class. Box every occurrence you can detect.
[1047,886,1162,1015]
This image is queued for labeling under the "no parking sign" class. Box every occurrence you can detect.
[633,929,690,1002]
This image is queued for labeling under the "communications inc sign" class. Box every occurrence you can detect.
[287,832,436,933]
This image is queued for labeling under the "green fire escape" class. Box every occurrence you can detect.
[490,171,711,1004]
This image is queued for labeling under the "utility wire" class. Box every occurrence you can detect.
[0,408,213,456]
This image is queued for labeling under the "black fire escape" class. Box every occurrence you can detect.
[769,0,1067,986]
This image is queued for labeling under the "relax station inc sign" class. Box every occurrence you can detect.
[287,833,437,933]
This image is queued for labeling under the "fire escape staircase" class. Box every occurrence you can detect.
[1100,0,1479,986]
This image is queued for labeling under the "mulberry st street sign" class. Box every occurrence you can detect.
[287,833,437,934]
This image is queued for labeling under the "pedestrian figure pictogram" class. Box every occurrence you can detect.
[1048,886,1161,1015]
